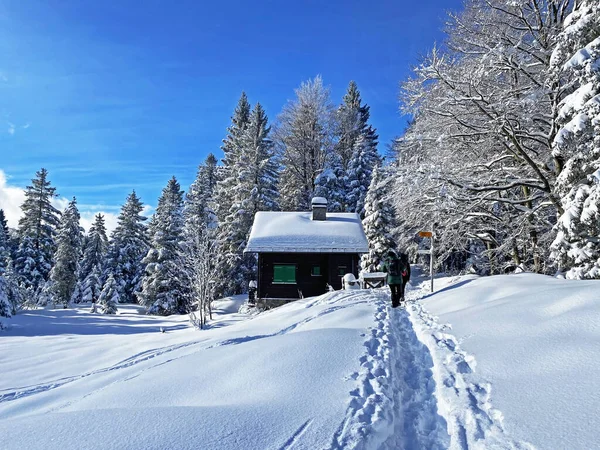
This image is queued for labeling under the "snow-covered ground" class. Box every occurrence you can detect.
[1,270,598,449]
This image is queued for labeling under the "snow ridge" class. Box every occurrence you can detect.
[407,293,535,450]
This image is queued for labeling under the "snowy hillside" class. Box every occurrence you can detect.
[1,271,599,449]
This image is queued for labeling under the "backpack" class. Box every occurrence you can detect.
[388,257,400,276]
[388,254,408,277]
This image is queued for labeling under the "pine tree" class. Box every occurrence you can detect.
[71,280,84,304]
[314,152,345,212]
[79,213,109,283]
[49,198,84,307]
[214,93,251,230]
[550,0,600,278]
[0,276,11,318]
[185,153,219,236]
[1,261,23,315]
[139,177,188,315]
[335,81,378,171]
[0,209,8,239]
[360,166,397,273]
[15,168,61,293]
[98,273,119,314]
[276,76,335,211]
[0,217,9,275]
[105,191,149,303]
[216,103,279,295]
[82,264,102,303]
[346,134,381,215]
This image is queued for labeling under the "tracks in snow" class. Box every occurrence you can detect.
[409,297,535,450]
[331,290,448,450]
[0,291,366,412]
[335,284,534,450]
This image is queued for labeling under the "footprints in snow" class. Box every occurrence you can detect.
[412,301,534,449]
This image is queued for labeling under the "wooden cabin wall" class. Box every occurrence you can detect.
[257,253,360,299]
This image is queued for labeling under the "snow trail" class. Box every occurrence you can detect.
[334,275,535,450]
[332,289,448,450]
[405,282,535,449]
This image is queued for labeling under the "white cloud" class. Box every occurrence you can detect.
[80,211,119,235]
[0,169,119,234]
[0,169,25,228]
[7,122,15,135]
[51,196,70,212]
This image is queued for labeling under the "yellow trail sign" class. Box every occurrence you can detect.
[418,231,433,238]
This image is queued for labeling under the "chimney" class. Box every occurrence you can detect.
[311,197,327,221]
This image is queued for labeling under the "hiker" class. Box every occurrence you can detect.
[381,249,411,308]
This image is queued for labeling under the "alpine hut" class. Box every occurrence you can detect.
[244,197,369,301]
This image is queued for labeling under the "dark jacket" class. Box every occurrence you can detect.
[381,254,410,285]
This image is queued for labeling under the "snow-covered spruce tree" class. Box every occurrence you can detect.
[104,191,149,303]
[0,209,8,243]
[0,275,11,319]
[276,76,335,211]
[82,264,102,303]
[360,166,397,273]
[217,103,280,295]
[346,134,381,216]
[14,168,61,293]
[139,177,189,315]
[550,0,600,278]
[1,261,23,315]
[314,151,345,212]
[98,273,119,314]
[214,93,251,230]
[185,153,218,235]
[79,213,108,284]
[0,216,9,275]
[335,81,378,171]
[49,198,84,308]
[70,280,84,304]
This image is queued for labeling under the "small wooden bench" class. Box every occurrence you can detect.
[359,272,387,289]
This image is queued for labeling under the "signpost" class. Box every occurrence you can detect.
[417,230,434,293]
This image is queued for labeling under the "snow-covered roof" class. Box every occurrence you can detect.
[245,211,369,253]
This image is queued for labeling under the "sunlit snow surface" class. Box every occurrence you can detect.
[1,271,599,449]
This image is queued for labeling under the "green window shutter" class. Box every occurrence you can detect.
[274,264,296,284]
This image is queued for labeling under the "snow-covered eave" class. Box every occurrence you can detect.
[244,247,369,254]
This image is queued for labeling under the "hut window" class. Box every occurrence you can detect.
[337,266,347,276]
[273,264,296,284]
[311,265,321,276]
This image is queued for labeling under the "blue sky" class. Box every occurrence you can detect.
[0,0,463,230]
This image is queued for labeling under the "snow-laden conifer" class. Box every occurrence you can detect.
[360,166,397,273]
[49,198,84,308]
[550,0,600,279]
[0,276,11,318]
[139,177,189,315]
[214,93,251,229]
[185,153,218,236]
[82,264,103,303]
[346,134,381,216]
[216,102,279,295]
[98,274,119,314]
[335,81,378,171]
[314,152,345,212]
[80,214,108,283]
[14,168,61,292]
[104,191,149,303]
[0,216,9,275]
